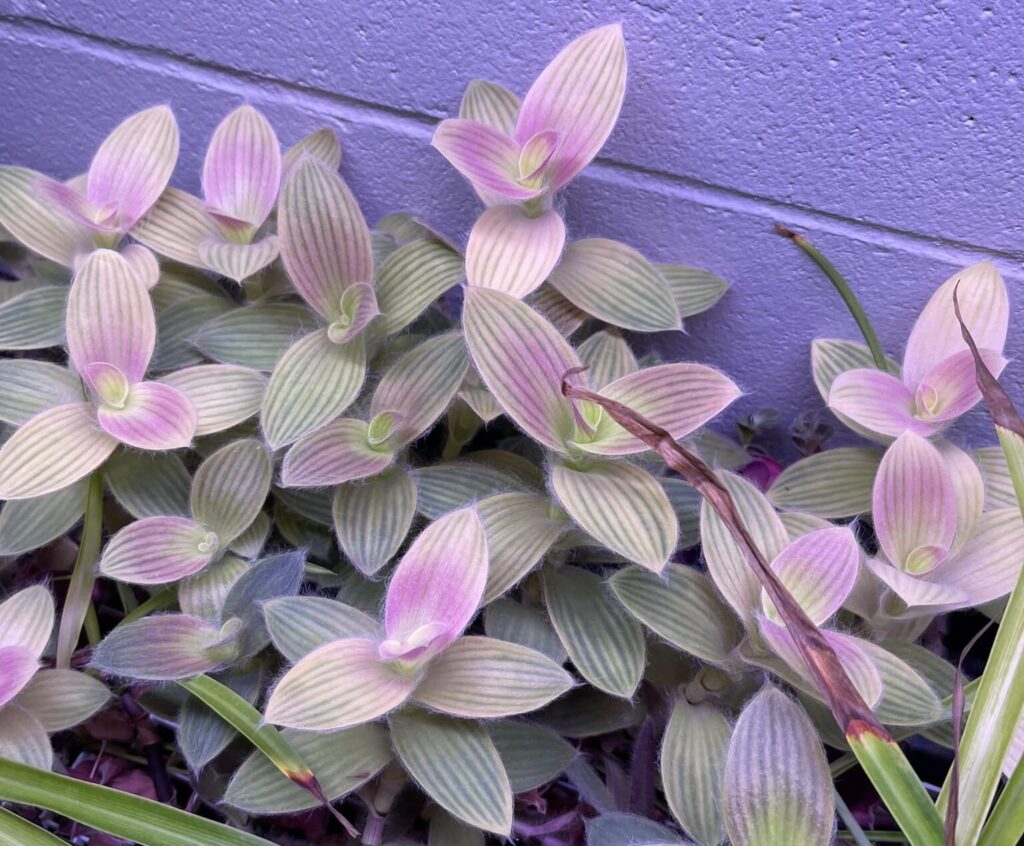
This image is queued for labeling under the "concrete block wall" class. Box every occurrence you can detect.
[1,0,1020,454]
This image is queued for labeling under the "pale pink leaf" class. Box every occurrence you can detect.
[282,128,342,176]
[9,668,111,732]
[462,286,581,452]
[913,348,1007,424]
[202,105,281,228]
[0,402,117,500]
[327,283,380,344]
[932,508,1024,606]
[97,381,197,450]
[0,167,94,266]
[197,234,280,283]
[514,24,627,189]
[0,586,54,657]
[829,368,934,439]
[937,441,985,554]
[87,105,180,230]
[98,516,217,584]
[0,646,39,708]
[864,557,968,613]
[35,176,117,233]
[280,418,394,488]
[66,249,156,382]
[130,187,221,267]
[465,205,565,298]
[762,527,860,625]
[265,637,418,730]
[121,243,160,289]
[431,119,542,200]
[382,508,487,665]
[0,705,51,769]
[279,157,373,321]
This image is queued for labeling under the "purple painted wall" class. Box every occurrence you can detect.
[1,1,1021,454]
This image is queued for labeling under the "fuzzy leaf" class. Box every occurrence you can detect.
[95,381,197,450]
[375,237,464,335]
[197,235,280,283]
[431,118,541,200]
[0,480,88,556]
[194,302,318,371]
[332,467,417,576]
[577,329,637,390]
[460,80,520,135]
[0,286,67,350]
[202,106,281,228]
[765,527,860,625]
[0,707,51,770]
[151,295,233,372]
[13,668,110,732]
[179,667,260,772]
[282,128,342,175]
[0,586,54,657]
[280,418,395,487]
[99,516,217,584]
[412,461,523,519]
[657,263,730,319]
[479,492,567,601]
[465,205,565,298]
[586,813,685,846]
[768,447,881,518]
[0,361,81,425]
[178,555,250,621]
[488,720,575,792]
[484,600,567,665]
[263,596,379,663]
[105,450,191,518]
[131,187,221,268]
[0,167,93,264]
[191,439,272,545]
[159,364,266,436]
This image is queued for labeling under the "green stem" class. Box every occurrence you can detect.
[56,471,104,667]
[774,224,887,370]
[117,588,178,627]
[835,787,873,846]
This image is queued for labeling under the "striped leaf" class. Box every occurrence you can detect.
[98,515,216,584]
[151,295,233,372]
[488,720,575,792]
[0,479,87,556]
[219,550,306,660]
[282,128,342,175]
[538,686,646,738]
[13,669,110,732]
[273,486,333,525]
[0,286,67,350]
[543,565,645,698]
[263,596,379,663]
[0,806,68,846]
[193,303,319,371]
[460,79,520,135]
[663,698,731,846]
[548,239,680,332]
[463,286,580,451]
[975,445,1017,509]
[121,244,160,289]
[389,708,513,835]
[231,508,268,554]
[197,236,279,283]
[179,667,260,771]
[484,599,567,664]
[465,205,565,298]
[375,238,464,335]
[429,810,485,846]
[657,263,730,319]
[412,462,523,519]
[662,477,702,548]
[332,467,417,575]
[567,757,616,813]
[0,706,50,769]
[479,492,566,601]
[768,447,881,518]
[0,361,81,426]
[159,364,266,436]
[858,640,944,726]
[191,439,272,544]
[528,283,588,336]
[0,167,93,265]
[131,187,221,268]
[577,328,637,390]
[586,813,686,846]
[413,636,573,718]
[376,211,435,245]
[105,450,191,518]
[224,723,391,814]
[811,338,900,442]
[722,687,834,846]
[280,418,394,487]
[610,564,740,664]
[549,459,677,572]
[261,328,367,448]
[178,554,250,621]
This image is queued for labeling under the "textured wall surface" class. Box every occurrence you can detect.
[1,0,1021,455]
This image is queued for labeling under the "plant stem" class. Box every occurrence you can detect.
[834,787,873,846]
[774,224,887,370]
[56,471,104,668]
[117,588,178,627]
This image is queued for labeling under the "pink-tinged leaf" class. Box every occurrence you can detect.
[327,283,379,344]
[937,441,985,553]
[280,418,394,487]
[913,349,1007,424]
[121,243,160,289]
[0,167,94,265]
[0,705,51,769]
[0,402,117,500]
[282,128,342,176]
[130,187,221,267]
[931,508,1024,606]
[903,261,1008,389]
[87,105,180,230]
[10,668,111,732]
[66,249,156,382]
[98,516,217,584]
[518,130,560,180]
[431,119,543,200]
[0,646,39,708]
[873,432,956,574]
[0,586,54,657]
[158,364,266,436]
[514,24,627,189]
[279,157,373,321]
[529,283,588,336]
[864,558,968,612]
[829,368,934,439]
[762,527,859,625]
[462,286,581,452]
[35,176,117,233]
[381,508,487,665]
[265,637,418,731]
[202,105,281,228]
[465,205,565,298]
[97,380,197,450]
[460,80,521,136]
[197,234,280,283]
[578,363,741,455]
[577,329,637,390]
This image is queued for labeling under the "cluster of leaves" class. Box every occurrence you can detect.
[0,22,1021,846]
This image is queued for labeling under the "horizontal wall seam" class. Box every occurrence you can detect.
[1,13,1022,276]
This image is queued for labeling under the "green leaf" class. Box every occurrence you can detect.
[484,599,567,664]
[656,262,730,319]
[0,360,81,425]
[0,479,87,556]
[333,466,416,576]
[538,686,646,737]
[194,303,319,371]
[190,439,272,545]
[389,709,513,835]
[577,328,638,389]
[179,667,260,771]
[768,447,881,518]
[177,554,250,621]
[263,596,379,663]
[543,565,645,698]
[0,167,93,265]
[0,286,66,350]
[105,450,191,518]
[488,720,575,793]
[151,295,233,372]
[586,812,687,845]
[159,364,267,437]
[429,809,485,846]
[859,641,944,727]
[376,237,464,335]
[412,461,523,519]
[12,668,110,732]
[0,806,71,846]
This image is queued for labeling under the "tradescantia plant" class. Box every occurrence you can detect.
[0,20,1022,846]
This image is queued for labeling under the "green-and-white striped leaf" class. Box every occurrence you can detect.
[376,238,464,335]
[722,687,834,846]
[656,263,730,319]
[662,698,731,846]
[412,462,522,519]
[543,565,645,698]
[0,706,50,769]
[224,723,391,814]
[219,550,305,659]
[586,813,687,846]
[332,467,416,575]
[548,239,680,332]
[194,303,319,371]
[460,79,520,134]
[768,447,881,518]
[610,564,739,664]
[488,720,575,793]
[179,667,261,772]
[0,361,81,425]
[263,596,379,663]
[528,283,588,337]
[389,709,513,835]
[413,636,573,718]
[858,640,944,726]
[429,809,485,846]
[105,450,191,518]
[975,445,1018,509]
[549,459,677,572]
[0,286,67,350]
[151,295,233,372]
[159,365,266,436]
[280,418,395,488]
[484,599,567,664]
[197,236,279,284]
[0,167,93,265]
[191,439,272,545]
[0,479,87,555]
[465,206,565,298]
[261,328,367,448]
[282,128,341,175]
[811,338,901,443]
[230,511,270,558]
[178,554,250,621]
[0,806,68,845]
[662,477,702,548]
[577,328,638,389]
[12,669,110,732]
[479,492,567,601]
[538,686,646,737]
[131,187,221,268]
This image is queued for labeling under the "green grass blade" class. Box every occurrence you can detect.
[55,470,103,667]
[978,756,1024,846]
[0,806,68,845]
[0,759,274,846]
